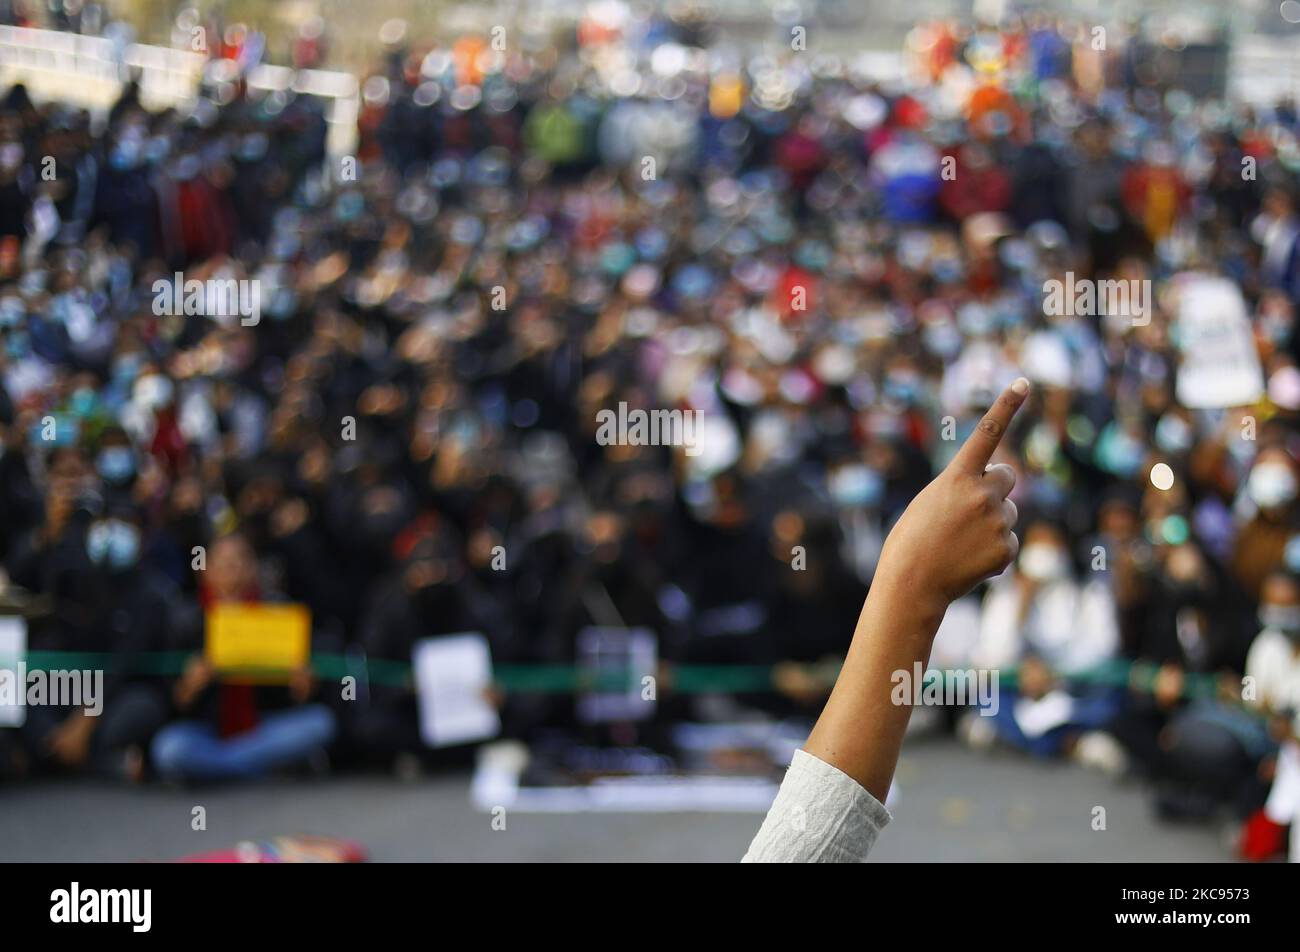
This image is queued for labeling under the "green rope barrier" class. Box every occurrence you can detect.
[5,650,1234,701]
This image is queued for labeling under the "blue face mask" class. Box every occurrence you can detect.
[957,304,995,337]
[110,140,142,170]
[112,353,143,387]
[143,137,170,165]
[266,287,297,320]
[333,191,363,223]
[5,330,31,360]
[87,519,141,572]
[830,465,885,508]
[70,388,98,418]
[0,297,23,327]
[1155,414,1194,454]
[1096,425,1145,478]
[884,374,923,406]
[922,322,962,360]
[635,228,669,261]
[237,133,269,161]
[931,258,964,283]
[96,446,137,485]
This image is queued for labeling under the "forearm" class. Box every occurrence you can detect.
[742,574,943,864]
[803,566,946,802]
[744,378,1029,862]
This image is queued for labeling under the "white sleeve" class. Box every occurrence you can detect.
[742,749,892,863]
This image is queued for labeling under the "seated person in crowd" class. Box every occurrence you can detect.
[969,516,1120,759]
[150,532,336,783]
[348,521,494,770]
[1243,569,1300,861]
[1104,540,1264,819]
[11,500,180,781]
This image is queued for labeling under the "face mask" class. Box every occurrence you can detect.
[143,137,170,164]
[334,192,365,223]
[931,258,964,283]
[87,519,141,572]
[109,140,141,170]
[1260,312,1293,346]
[1260,604,1300,636]
[237,133,269,161]
[96,446,137,485]
[172,154,201,181]
[0,296,23,327]
[830,465,884,508]
[112,353,143,387]
[134,374,174,411]
[5,330,31,360]
[0,143,23,172]
[18,270,46,296]
[922,321,962,360]
[884,373,923,406]
[1247,462,1298,510]
[1155,414,1194,454]
[70,387,98,418]
[958,304,996,337]
[1096,426,1144,478]
[266,286,297,320]
[1020,543,1070,582]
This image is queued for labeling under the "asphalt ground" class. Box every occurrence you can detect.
[0,735,1232,862]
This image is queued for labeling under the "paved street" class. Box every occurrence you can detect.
[0,736,1233,862]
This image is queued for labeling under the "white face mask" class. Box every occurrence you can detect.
[1019,543,1070,583]
[0,143,21,172]
[1260,604,1300,637]
[134,374,174,411]
[1247,462,1298,510]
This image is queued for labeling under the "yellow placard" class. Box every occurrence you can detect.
[205,603,310,682]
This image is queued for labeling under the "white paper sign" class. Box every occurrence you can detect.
[0,616,27,728]
[413,633,499,748]
[1175,275,1264,409]
[1012,689,1075,739]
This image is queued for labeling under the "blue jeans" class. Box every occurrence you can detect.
[151,705,336,782]
[983,688,1122,758]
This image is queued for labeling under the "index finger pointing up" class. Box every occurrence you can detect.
[951,377,1030,475]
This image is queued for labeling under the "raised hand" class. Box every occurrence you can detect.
[876,377,1029,615]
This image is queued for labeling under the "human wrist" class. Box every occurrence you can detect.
[866,560,949,643]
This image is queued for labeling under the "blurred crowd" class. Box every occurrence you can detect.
[3,5,1300,859]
